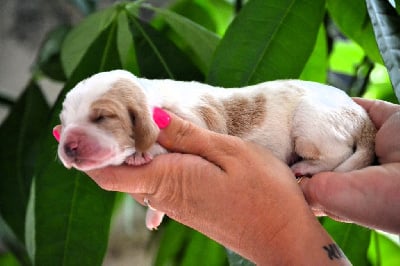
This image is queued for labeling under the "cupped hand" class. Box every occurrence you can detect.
[300,98,400,234]
[86,109,346,265]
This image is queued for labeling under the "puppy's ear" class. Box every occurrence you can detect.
[110,79,159,152]
[128,106,159,152]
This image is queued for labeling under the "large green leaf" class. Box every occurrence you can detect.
[155,221,228,266]
[327,0,382,64]
[128,16,203,81]
[300,26,328,83]
[117,11,139,74]
[61,6,117,77]
[0,81,49,266]
[143,4,220,74]
[207,0,326,87]
[34,25,70,81]
[29,21,122,265]
[368,231,400,265]
[322,218,370,266]
[366,0,400,102]
[0,81,49,244]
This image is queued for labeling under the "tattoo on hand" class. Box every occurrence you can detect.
[323,243,344,260]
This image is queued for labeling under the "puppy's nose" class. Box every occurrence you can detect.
[64,142,78,158]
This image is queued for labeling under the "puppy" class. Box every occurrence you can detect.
[54,70,376,230]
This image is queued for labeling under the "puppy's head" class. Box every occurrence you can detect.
[55,70,159,171]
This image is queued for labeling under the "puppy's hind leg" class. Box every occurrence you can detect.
[290,136,352,177]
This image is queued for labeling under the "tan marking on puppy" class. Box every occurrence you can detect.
[222,93,267,137]
[90,79,159,152]
[197,95,228,133]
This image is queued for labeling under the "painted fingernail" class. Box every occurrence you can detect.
[52,126,61,142]
[153,107,171,129]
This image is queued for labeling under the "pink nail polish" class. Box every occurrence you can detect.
[153,107,171,129]
[52,126,61,142]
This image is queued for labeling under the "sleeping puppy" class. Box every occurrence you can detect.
[53,69,376,230]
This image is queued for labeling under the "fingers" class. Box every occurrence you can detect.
[353,98,400,129]
[86,153,180,193]
[300,165,400,234]
[86,152,220,195]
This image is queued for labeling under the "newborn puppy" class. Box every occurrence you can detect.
[54,70,376,230]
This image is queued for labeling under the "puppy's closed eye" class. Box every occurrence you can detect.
[90,107,118,124]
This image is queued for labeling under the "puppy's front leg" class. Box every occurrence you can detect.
[125,152,153,166]
[125,144,168,166]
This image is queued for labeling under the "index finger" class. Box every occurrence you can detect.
[86,152,213,193]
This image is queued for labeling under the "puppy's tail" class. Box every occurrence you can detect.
[334,118,376,172]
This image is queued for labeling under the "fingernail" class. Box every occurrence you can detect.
[52,126,61,142]
[153,107,171,129]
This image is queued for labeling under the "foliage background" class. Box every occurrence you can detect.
[0,0,400,265]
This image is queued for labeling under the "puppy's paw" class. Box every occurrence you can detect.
[291,160,332,177]
[145,209,165,230]
[125,152,153,166]
[290,161,318,177]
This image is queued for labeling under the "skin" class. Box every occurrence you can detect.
[300,98,400,234]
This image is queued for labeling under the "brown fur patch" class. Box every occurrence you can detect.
[222,93,267,137]
[90,79,159,152]
[197,95,228,133]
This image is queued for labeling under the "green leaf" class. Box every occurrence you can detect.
[61,6,117,77]
[30,21,122,265]
[368,231,400,265]
[34,25,70,81]
[207,0,326,87]
[0,81,49,244]
[322,218,370,266]
[155,221,228,266]
[181,231,228,266]
[394,0,400,14]
[144,4,220,74]
[128,16,203,80]
[329,40,365,75]
[192,0,233,36]
[300,26,328,83]
[364,64,398,102]
[169,0,217,32]
[327,0,382,64]
[366,0,400,102]
[117,11,139,74]
[0,251,20,266]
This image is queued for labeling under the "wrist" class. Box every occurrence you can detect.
[252,204,351,265]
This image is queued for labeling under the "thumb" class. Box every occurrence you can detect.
[299,165,400,232]
[299,171,355,222]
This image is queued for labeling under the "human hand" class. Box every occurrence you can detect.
[300,98,400,234]
[86,109,348,265]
